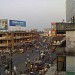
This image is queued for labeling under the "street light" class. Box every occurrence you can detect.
[10,48,13,75]
[10,32,14,75]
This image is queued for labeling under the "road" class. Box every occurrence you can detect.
[0,48,40,75]
[12,49,40,72]
[45,63,57,75]
[0,36,53,74]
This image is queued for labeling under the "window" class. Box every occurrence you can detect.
[0,34,2,37]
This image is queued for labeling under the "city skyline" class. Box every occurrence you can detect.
[0,0,66,31]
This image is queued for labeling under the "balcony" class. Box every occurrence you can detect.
[0,43,7,47]
[14,36,22,39]
[56,46,75,56]
[0,37,12,40]
[0,37,7,40]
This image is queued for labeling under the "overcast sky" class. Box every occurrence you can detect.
[0,0,66,31]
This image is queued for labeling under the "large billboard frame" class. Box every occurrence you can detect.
[9,20,26,27]
[0,19,8,30]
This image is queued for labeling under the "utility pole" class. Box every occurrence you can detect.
[10,49,12,75]
[10,32,14,75]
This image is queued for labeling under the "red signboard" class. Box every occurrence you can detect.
[51,30,56,36]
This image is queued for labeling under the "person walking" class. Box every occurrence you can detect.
[13,65,17,75]
[25,61,27,67]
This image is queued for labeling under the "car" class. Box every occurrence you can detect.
[18,49,24,54]
[30,72,36,75]
[33,60,44,71]
[30,60,45,75]
[3,50,10,54]
[44,63,50,68]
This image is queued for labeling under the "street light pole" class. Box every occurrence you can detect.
[10,49,12,75]
[10,32,14,75]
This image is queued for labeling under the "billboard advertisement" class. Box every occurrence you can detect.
[9,20,26,27]
[0,19,8,30]
[56,23,75,31]
[51,30,56,36]
[51,22,56,30]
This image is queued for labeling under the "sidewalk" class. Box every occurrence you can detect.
[45,63,67,75]
[45,64,57,75]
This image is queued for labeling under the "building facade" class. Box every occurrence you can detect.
[66,0,75,23]
[51,22,66,46]
[0,31,39,52]
[44,28,51,37]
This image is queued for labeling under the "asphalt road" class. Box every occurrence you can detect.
[0,38,50,74]
[12,49,40,72]
[0,48,40,75]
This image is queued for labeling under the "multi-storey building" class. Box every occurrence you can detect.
[66,0,75,23]
[52,22,75,74]
[66,1,75,73]
[51,22,66,46]
[44,28,51,37]
[0,31,39,52]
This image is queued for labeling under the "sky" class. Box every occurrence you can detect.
[0,0,66,31]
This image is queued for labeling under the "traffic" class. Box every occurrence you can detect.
[0,36,57,75]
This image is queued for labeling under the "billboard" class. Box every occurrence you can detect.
[0,19,8,30]
[9,20,26,27]
[56,23,75,31]
[51,22,56,30]
[51,30,56,36]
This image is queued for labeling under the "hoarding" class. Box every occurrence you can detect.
[0,19,8,30]
[51,22,56,30]
[51,30,56,36]
[56,23,75,31]
[9,20,26,27]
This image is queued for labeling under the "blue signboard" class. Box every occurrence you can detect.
[9,20,26,27]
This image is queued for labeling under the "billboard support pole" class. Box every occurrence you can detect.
[10,32,14,75]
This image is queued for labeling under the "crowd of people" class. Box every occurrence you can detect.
[23,50,51,75]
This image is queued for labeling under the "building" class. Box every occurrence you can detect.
[44,28,51,37]
[66,1,75,73]
[0,31,39,52]
[66,0,75,23]
[51,22,66,46]
[55,23,75,75]
[0,19,39,52]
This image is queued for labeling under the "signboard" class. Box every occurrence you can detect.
[51,22,56,30]
[0,19,8,30]
[9,20,26,27]
[57,55,66,71]
[51,30,56,36]
[56,23,75,31]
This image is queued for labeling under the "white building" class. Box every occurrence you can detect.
[66,0,75,22]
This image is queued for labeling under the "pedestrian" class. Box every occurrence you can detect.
[14,72,16,75]
[32,49,33,53]
[35,58,37,61]
[0,72,2,75]
[13,65,17,74]
[13,65,17,72]
[30,64,32,69]
[25,61,27,67]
